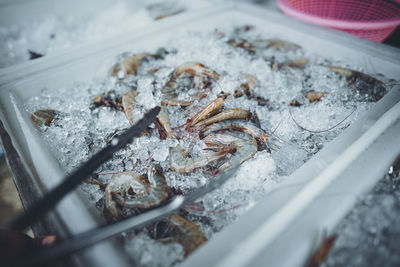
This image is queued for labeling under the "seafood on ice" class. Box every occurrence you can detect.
[27,24,392,266]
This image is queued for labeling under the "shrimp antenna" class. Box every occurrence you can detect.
[288,106,356,134]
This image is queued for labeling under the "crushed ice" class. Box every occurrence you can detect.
[24,25,395,266]
[323,158,400,267]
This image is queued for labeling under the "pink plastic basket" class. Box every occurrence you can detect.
[277,0,400,42]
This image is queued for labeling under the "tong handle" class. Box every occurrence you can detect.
[10,196,184,267]
[9,165,240,266]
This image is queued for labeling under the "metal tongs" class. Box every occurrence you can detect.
[5,106,241,266]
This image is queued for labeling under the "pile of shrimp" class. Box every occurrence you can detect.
[27,24,391,266]
[85,55,278,257]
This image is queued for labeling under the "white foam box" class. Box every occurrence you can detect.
[0,2,399,267]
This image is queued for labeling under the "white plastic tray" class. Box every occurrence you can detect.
[0,3,399,267]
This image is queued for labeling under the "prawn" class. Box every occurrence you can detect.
[218,138,257,172]
[328,65,386,102]
[187,96,225,127]
[162,62,220,107]
[233,74,258,98]
[306,91,327,103]
[30,109,62,128]
[169,145,229,174]
[199,120,270,144]
[194,108,251,127]
[122,90,139,125]
[105,166,169,217]
[203,133,257,172]
[111,53,157,77]
[155,106,178,139]
[105,171,149,217]
[165,215,207,257]
[114,165,170,210]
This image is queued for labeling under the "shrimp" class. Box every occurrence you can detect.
[232,75,270,107]
[267,39,302,51]
[105,171,150,217]
[307,91,327,102]
[90,90,123,111]
[162,62,220,106]
[290,99,302,107]
[122,90,139,125]
[233,88,244,98]
[115,165,170,210]
[202,133,239,152]
[218,137,257,172]
[173,62,220,81]
[203,132,239,146]
[199,121,270,144]
[194,108,251,127]
[122,54,152,75]
[227,38,257,54]
[169,145,228,173]
[203,133,257,172]
[154,106,178,139]
[328,65,386,102]
[30,109,62,128]
[203,132,250,149]
[161,98,194,107]
[111,53,157,77]
[234,84,250,98]
[228,38,301,54]
[162,62,219,94]
[328,65,357,79]
[187,96,225,127]
[286,58,308,68]
[273,58,309,71]
[165,215,207,257]
[234,74,258,98]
